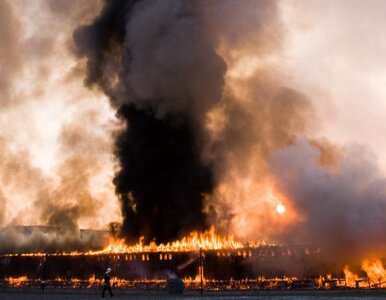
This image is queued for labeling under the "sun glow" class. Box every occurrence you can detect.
[276,204,286,215]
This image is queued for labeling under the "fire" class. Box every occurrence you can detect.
[343,258,386,288]
[183,266,206,287]
[362,258,386,287]
[93,226,245,254]
[344,265,359,287]
[6,276,28,287]
[1,227,256,257]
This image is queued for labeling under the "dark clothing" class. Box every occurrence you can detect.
[104,273,111,285]
[102,273,113,297]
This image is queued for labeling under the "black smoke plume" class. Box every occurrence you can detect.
[114,106,212,241]
[74,0,225,242]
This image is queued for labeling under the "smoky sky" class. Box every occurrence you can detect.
[0,0,22,106]
[269,139,386,263]
[0,0,385,265]
[74,0,386,266]
[0,0,120,252]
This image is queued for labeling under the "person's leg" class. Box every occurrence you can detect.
[108,284,113,297]
[102,284,107,297]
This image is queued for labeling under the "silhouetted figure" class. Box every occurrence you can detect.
[102,267,113,297]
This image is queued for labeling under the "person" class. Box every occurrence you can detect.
[102,267,113,297]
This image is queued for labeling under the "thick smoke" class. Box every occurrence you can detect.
[0,226,108,253]
[0,0,118,253]
[198,1,318,238]
[74,0,226,242]
[113,106,213,242]
[0,0,382,268]
[269,139,386,264]
[73,0,386,267]
[0,0,22,106]
[73,0,321,244]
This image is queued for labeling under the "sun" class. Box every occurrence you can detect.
[276,204,286,215]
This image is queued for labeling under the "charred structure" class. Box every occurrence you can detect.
[0,245,321,286]
[2,247,384,291]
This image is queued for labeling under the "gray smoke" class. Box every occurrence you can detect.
[122,0,226,120]
[2,0,385,267]
[0,226,108,253]
[0,0,22,107]
[0,0,117,253]
[269,139,386,263]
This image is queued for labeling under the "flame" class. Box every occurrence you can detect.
[343,258,386,288]
[93,226,245,254]
[362,258,386,287]
[6,276,28,287]
[344,265,359,287]
[2,226,267,257]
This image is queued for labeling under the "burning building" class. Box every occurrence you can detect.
[0,0,386,292]
[0,227,333,290]
[0,227,385,291]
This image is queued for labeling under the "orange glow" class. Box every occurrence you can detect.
[343,265,360,287]
[212,177,301,240]
[343,258,386,288]
[6,276,28,287]
[93,226,244,254]
[362,258,386,287]
[3,227,270,257]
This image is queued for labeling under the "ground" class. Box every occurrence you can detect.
[1,289,386,300]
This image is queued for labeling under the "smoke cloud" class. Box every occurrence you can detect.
[1,0,386,266]
[269,139,386,264]
[0,226,108,253]
[0,0,120,252]
[0,0,22,107]
[74,0,320,244]
[74,0,227,242]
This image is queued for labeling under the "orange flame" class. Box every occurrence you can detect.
[6,276,28,287]
[343,265,359,287]
[3,226,267,257]
[362,258,386,287]
[92,226,245,254]
[343,258,386,288]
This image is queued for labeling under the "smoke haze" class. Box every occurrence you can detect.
[269,139,386,264]
[70,0,386,263]
[0,0,120,251]
[74,0,227,242]
[0,0,386,265]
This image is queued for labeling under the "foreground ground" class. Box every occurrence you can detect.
[1,288,386,300]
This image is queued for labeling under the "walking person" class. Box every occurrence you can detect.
[102,267,114,297]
